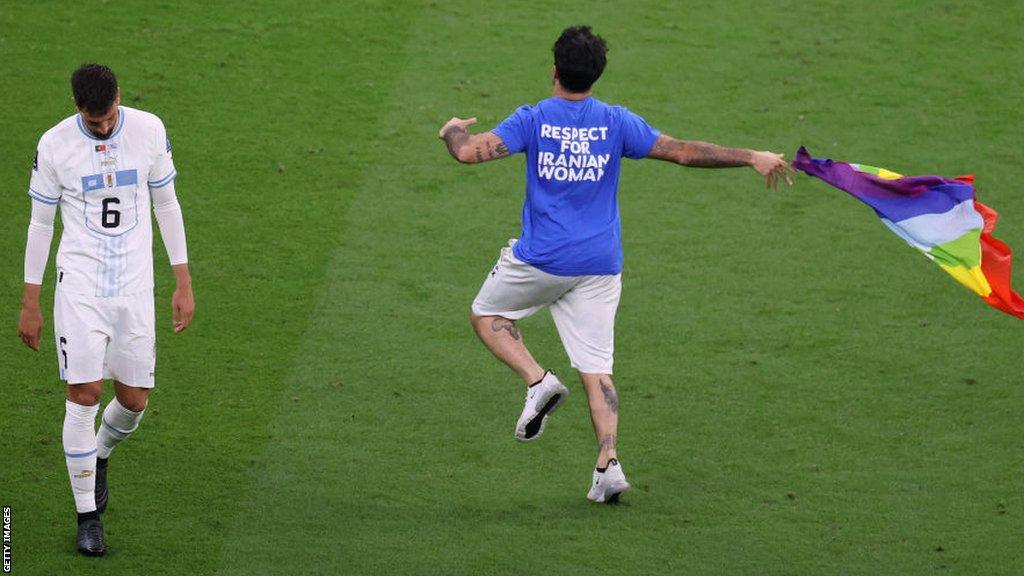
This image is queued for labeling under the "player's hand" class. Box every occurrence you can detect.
[171,284,194,333]
[18,305,43,351]
[438,117,477,139]
[751,151,795,190]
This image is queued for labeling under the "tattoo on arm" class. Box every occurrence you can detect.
[442,125,471,161]
[684,141,752,168]
[649,134,752,168]
[490,317,521,341]
[477,135,510,163]
[600,381,618,413]
[650,135,675,158]
[444,129,510,164]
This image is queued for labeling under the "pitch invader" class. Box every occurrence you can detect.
[17,65,194,556]
[440,27,793,503]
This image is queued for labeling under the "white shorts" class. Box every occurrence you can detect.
[471,240,621,374]
[53,287,156,388]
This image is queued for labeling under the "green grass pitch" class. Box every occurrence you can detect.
[1,1,1022,574]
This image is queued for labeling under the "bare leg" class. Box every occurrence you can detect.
[67,380,103,407]
[471,313,546,385]
[113,380,150,412]
[580,372,618,468]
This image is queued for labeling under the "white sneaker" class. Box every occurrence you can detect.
[587,458,630,503]
[514,371,568,442]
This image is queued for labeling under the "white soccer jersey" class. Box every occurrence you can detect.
[29,106,176,297]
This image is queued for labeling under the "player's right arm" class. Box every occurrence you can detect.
[20,141,61,351]
[438,117,511,164]
[647,134,793,190]
[19,199,57,351]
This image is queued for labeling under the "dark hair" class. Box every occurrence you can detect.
[71,64,118,115]
[552,26,607,93]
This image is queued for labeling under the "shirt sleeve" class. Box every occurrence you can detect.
[620,107,661,160]
[148,120,177,189]
[491,105,533,155]
[24,199,56,284]
[152,181,188,265]
[28,138,61,204]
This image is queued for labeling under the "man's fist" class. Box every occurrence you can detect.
[439,117,478,139]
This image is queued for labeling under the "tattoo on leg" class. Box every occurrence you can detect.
[600,381,618,413]
[599,434,617,450]
[490,318,521,341]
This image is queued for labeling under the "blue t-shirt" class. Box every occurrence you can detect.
[493,96,660,276]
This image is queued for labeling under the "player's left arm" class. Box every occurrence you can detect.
[151,181,194,333]
[438,117,511,164]
[647,134,794,190]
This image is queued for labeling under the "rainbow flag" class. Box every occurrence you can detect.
[792,146,1024,319]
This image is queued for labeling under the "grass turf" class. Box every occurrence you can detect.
[1,1,1022,574]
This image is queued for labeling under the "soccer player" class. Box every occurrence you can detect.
[439,26,792,503]
[17,64,194,555]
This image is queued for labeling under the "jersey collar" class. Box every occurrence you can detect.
[76,106,126,141]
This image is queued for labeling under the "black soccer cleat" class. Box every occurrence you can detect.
[77,516,106,557]
[95,457,109,514]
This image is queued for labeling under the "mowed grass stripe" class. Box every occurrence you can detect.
[210,6,433,575]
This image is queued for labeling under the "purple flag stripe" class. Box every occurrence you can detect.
[793,148,973,222]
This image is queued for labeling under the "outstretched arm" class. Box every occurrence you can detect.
[438,117,511,164]
[647,134,793,189]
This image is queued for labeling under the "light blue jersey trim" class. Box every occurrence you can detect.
[100,418,131,438]
[148,170,177,188]
[75,106,126,141]
[28,188,59,204]
[64,449,97,459]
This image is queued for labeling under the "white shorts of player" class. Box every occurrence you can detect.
[54,286,156,388]
[471,239,621,375]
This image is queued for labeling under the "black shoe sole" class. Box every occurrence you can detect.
[523,393,563,439]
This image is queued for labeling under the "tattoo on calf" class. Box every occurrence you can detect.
[490,318,521,341]
[600,434,617,449]
[600,381,618,413]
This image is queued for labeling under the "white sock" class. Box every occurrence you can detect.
[96,397,145,459]
[63,400,99,513]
